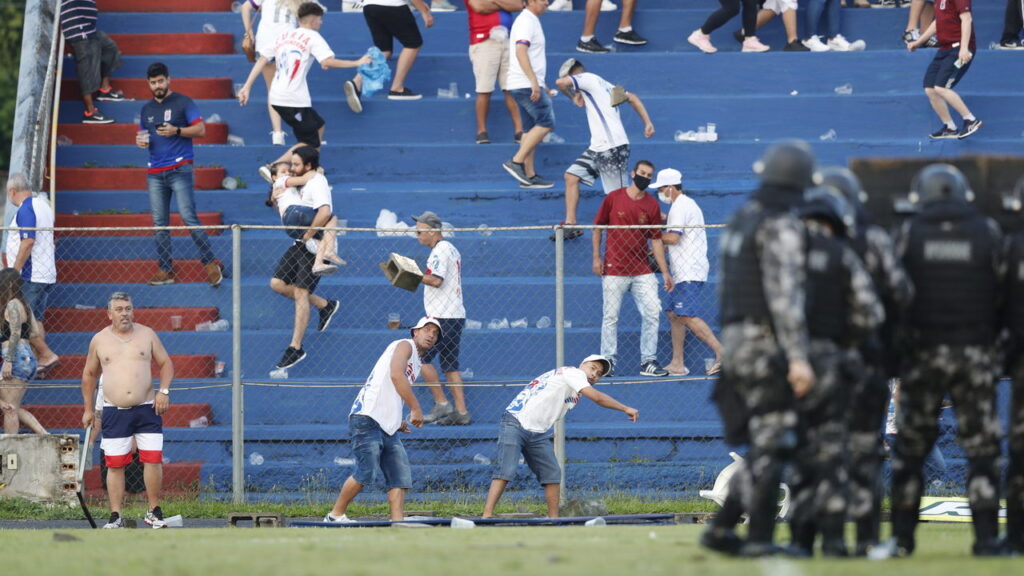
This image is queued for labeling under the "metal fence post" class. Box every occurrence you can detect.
[231,224,244,503]
[553,226,567,501]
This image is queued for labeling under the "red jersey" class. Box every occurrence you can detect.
[594,187,663,277]
[466,4,514,45]
[935,0,975,51]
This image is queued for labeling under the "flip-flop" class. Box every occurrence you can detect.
[706,361,722,376]
[35,359,61,375]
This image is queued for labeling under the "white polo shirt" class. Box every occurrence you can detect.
[505,367,591,433]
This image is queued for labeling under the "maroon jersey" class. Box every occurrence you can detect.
[935,0,975,51]
[594,188,663,277]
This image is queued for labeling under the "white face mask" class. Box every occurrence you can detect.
[658,191,673,204]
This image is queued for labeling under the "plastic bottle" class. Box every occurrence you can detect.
[477,224,492,237]
[510,317,528,329]
[210,319,230,331]
[227,134,245,146]
[584,517,607,527]
[487,318,510,330]
[465,319,482,330]
[222,177,238,190]
[333,457,356,466]
[269,367,288,379]
[473,454,492,466]
[834,83,853,95]
[57,135,73,146]
[249,452,264,466]
[202,23,217,33]
[189,416,209,428]
[819,129,837,142]
[674,130,696,142]
[536,316,552,329]
[543,132,566,144]
[206,113,222,124]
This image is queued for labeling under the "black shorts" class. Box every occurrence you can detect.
[271,105,325,148]
[420,317,465,373]
[273,242,320,293]
[923,47,973,90]
[69,31,122,95]
[363,4,423,53]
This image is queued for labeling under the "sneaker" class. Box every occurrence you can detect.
[687,29,717,54]
[848,39,867,51]
[827,34,852,51]
[430,0,457,11]
[476,131,491,144]
[613,30,648,46]
[103,512,124,529]
[640,360,669,377]
[997,39,1024,50]
[305,238,320,254]
[706,361,722,375]
[700,526,744,555]
[423,402,454,424]
[784,39,810,52]
[341,0,363,12]
[803,35,830,52]
[344,80,363,113]
[387,88,422,100]
[502,159,531,185]
[870,0,901,7]
[924,36,937,48]
[548,223,584,241]
[258,164,274,184]
[600,0,616,10]
[271,131,286,146]
[958,118,982,139]
[929,126,959,140]
[205,262,223,287]
[513,131,523,144]
[276,346,306,369]
[148,270,176,286]
[732,29,745,44]
[548,0,572,9]
[95,88,126,102]
[323,513,355,523]
[145,506,168,529]
[742,36,770,52]
[576,38,611,54]
[520,174,554,189]
[82,109,115,124]
[312,263,339,276]
[318,300,340,332]
[446,411,473,426]
[902,29,919,44]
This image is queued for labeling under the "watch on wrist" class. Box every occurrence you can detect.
[176,127,182,136]
[159,388,170,396]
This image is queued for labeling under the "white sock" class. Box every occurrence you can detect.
[963,114,976,122]
[436,401,450,407]
[580,35,594,42]
[618,26,632,33]
[945,121,957,130]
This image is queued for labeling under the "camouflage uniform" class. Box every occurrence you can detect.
[788,220,884,556]
[890,203,1005,555]
[1002,230,1024,552]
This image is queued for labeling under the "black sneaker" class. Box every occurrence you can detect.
[502,159,531,185]
[902,29,918,44]
[520,174,553,189]
[924,36,938,48]
[476,131,490,144]
[784,39,810,51]
[82,109,115,124]
[145,506,168,529]
[95,88,126,102]
[276,346,307,369]
[958,118,982,139]
[548,223,584,241]
[928,126,959,140]
[344,80,363,113]
[613,30,647,46]
[733,29,745,44]
[576,38,611,54]
[640,360,669,377]
[513,131,523,144]
[318,300,340,332]
[997,39,1024,50]
[103,512,123,529]
[699,527,744,555]
[387,88,422,100]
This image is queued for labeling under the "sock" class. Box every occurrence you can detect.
[580,35,594,42]
[963,114,976,122]
[618,26,632,33]
[945,121,957,130]
[437,401,450,407]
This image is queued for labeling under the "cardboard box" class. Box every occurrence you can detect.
[379,253,423,292]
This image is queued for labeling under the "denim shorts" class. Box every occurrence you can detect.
[22,281,54,323]
[492,413,562,485]
[664,281,705,317]
[1,341,37,381]
[282,204,319,240]
[509,88,555,131]
[349,414,412,490]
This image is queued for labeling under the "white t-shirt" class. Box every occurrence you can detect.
[363,0,409,5]
[299,172,333,211]
[273,176,302,217]
[268,27,335,108]
[6,196,56,284]
[424,240,465,319]
[350,338,423,435]
[252,0,298,59]
[506,9,546,91]
[505,367,591,433]
[570,72,629,152]
[665,194,710,282]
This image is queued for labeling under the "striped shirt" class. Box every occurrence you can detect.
[60,0,98,42]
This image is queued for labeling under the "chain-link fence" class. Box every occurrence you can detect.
[3,220,981,504]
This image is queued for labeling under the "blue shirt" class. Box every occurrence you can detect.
[60,0,98,42]
[139,92,203,172]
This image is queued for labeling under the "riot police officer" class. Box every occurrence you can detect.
[1001,175,1024,555]
[701,141,816,557]
[886,163,1005,557]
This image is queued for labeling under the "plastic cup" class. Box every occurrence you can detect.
[388,313,401,330]
[170,315,183,331]
[137,130,150,147]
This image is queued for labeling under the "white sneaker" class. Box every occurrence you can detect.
[430,0,457,11]
[258,164,274,184]
[848,39,867,51]
[548,0,572,10]
[803,35,830,52]
[341,0,363,12]
[305,238,320,254]
[827,34,851,51]
[687,29,718,54]
[271,131,286,146]
[600,0,617,11]
[323,513,355,524]
[103,513,123,529]
[741,36,770,52]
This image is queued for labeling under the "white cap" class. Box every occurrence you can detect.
[650,168,683,190]
[581,354,611,376]
[410,316,442,337]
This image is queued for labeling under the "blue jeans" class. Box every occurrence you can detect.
[147,163,215,273]
[349,415,412,490]
[805,0,839,40]
[492,413,561,485]
[22,281,54,323]
[508,88,555,130]
[601,274,661,364]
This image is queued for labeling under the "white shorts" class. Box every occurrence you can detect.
[763,0,797,14]
[469,38,509,94]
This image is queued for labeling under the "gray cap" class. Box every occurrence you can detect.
[412,211,442,229]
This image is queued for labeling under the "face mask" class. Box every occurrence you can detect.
[633,175,651,191]
[658,191,672,204]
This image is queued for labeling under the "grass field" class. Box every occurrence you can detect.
[0,523,1017,576]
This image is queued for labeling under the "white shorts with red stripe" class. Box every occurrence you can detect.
[100,403,164,467]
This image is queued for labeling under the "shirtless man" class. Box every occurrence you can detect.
[81,291,174,529]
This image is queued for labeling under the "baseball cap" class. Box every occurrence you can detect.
[411,211,443,229]
[649,168,683,190]
[558,57,581,78]
[581,354,611,377]
[410,316,443,338]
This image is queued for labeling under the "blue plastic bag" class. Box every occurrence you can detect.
[357,47,391,98]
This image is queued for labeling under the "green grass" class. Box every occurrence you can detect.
[0,523,1014,576]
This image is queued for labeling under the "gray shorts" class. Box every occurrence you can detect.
[69,31,122,95]
[565,144,631,194]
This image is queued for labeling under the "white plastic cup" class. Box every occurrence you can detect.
[137,130,150,147]
[706,122,717,135]
[164,514,184,527]
[451,517,476,529]
[170,315,183,331]
[388,313,401,329]
[465,319,482,330]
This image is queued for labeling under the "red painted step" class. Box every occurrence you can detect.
[83,462,202,495]
[55,212,224,237]
[58,123,228,145]
[62,78,233,101]
[56,167,226,190]
[97,0,232,12]
[23,404,214,430]
[58,259,225,284]
[37,354,218,380]
[46,306,220,333]
[109,33,235,56]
